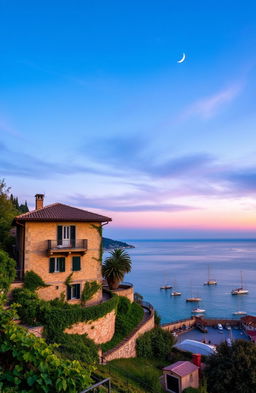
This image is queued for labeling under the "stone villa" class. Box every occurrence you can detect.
[13,194,111,305]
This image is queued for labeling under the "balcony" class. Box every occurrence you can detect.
[47,239,88,256]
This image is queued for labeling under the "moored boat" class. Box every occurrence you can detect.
[160,284,172,290]
[192,308,206,313]
[204,266,217,285]
[231,271,248,295]
[232,311,247,315]
[171,291,182,296]
[186,297,202,302]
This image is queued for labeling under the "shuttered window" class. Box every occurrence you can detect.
[67,284,80,300]
[72,256,81,271]
[49,257,65,273]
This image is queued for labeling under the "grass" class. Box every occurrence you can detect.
[96,358,166,393]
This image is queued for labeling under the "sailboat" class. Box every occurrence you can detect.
[160,277,172,290]
[231,271,249,295]
[171,280,182,296]
[204,265,217,285]
[186,282,201,302]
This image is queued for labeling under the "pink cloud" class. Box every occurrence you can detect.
[183,84,243,119]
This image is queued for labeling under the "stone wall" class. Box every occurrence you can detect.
[64,309,116,344]
[111,284,134,302]
[103,306,155,362]
[161,318,196,332]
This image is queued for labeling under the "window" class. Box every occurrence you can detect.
[72,256,81,271]
[57,225,76,247]
[67,284,80,300]
[49,257,65,273]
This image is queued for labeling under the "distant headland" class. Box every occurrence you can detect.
[103,237,135,250]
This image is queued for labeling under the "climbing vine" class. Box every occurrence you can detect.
[81,281,102,306]
[91,224,103,263]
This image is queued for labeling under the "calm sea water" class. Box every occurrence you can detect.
[108,240,256,324]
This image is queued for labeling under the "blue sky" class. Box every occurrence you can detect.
[1,1,256,238]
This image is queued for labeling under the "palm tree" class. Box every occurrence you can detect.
[102,248,132,289]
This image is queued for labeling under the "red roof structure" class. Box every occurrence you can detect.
[241,315,256,328]
[14,203,112,223]
[163,361,199,377]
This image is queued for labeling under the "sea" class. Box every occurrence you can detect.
[107,239,256,324]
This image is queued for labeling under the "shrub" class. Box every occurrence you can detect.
[81,281,102,306]
[0,304,92,393]
[0,249,16,293]
[154,310,161,326]
[101,297,144,352]
[136,327,175,361]
[12,288,42,325]
[55,332,99,365]
[23,270,49,291]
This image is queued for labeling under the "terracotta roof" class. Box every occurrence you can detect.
[163,361,198,377]
[14,203,112,223]
[241,315,256,328]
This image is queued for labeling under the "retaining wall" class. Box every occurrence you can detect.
[64,309,116,344]
[103,305,155,362]
[161,318,196,332]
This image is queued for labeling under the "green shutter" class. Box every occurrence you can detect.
[75,284,80,299]
[72,256,81,271]
[57,226,62,245]
[70,226,76,247]
[67,285,71,300]
[49,258,55,273]
[59,257,65,272]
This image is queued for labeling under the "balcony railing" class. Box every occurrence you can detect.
[47,239,88,255]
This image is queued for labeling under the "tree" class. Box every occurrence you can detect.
[0,250,16,293]
[0,180,18,251]
[205,340,256,393]
[136,327,175,361]
[102,248,132,289]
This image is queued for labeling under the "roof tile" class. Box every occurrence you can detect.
[14,203,112,223]
[163,361,199,377]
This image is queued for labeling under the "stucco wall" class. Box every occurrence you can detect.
[103,307,155,361]
[64,309,116,344]
[23,221,102,303]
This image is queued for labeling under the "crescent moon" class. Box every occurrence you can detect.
[177,53,186,63]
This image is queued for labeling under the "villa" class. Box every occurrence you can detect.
[13,194,111,305]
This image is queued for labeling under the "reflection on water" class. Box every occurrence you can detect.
[105,240,256,324]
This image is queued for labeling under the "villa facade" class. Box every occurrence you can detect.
[13,194,111,305]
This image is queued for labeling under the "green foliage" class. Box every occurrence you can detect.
[0,303,92,393]
[64,273,73,287]
[54,332,99,364]
[183,389,201,393]
[101,296,144,352]
[136,327,175,361]
[10,194,29,214]
[23,271,49,292]
[96,357,164,393]
[154,310,161,326]
[81,281,102,306]
[12,288,119,339]
[102,248,132,289]
[0,180,18,252]
[205,340,256,393]
[0,250,16,293]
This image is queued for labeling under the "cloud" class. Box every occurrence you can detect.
[69,193,197,212]
[183,84,243,119]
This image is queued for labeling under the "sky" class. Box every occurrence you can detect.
[1,0,256,239]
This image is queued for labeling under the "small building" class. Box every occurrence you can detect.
[163,361,199,393]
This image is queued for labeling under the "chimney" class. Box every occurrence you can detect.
[35,194,44,210]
